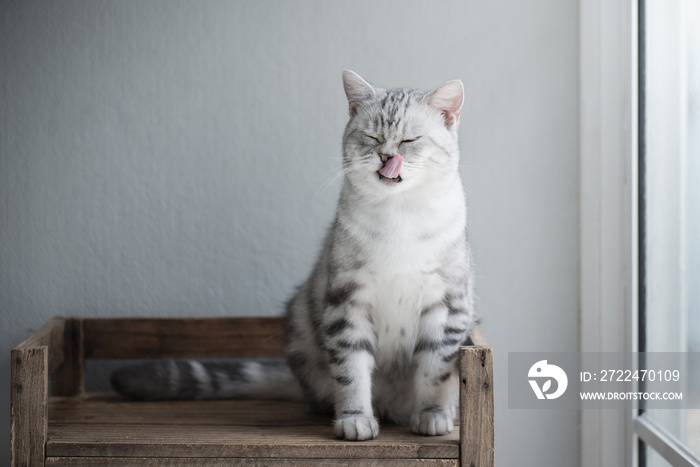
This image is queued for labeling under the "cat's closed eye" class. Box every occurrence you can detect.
[400,137,421,145]
[364,134,381,144]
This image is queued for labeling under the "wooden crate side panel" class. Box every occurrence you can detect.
[15,317,66,374]
[11,346,48,467]
[83,317,285,359]
[45,458,459,467]
[51,318,85,397]
[459,346,494,467]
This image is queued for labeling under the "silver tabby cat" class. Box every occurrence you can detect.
[111,70,478,441]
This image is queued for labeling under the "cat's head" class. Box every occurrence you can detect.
[341,69,463,196]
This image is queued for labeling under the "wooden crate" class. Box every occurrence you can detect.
[11,317,494,466]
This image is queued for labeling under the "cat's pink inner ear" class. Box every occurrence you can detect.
[426,80,464,128]
[343,69,375,116]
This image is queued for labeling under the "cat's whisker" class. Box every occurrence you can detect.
[316,164,349,197]
[317,165,346,188]
[324,154,345,161]
[316,174,345,197]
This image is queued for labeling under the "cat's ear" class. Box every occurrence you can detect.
[342,69,375,117]
[425,80,464,129]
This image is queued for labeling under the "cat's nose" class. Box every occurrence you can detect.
[379,153,395,164]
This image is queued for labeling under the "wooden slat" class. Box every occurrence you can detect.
[466,325,488,347]
[47,424,457,459]
[46,457,459,466]
[46,395,459,460]
[459,346,494,467]
[49,395,328,426]
[83,317,285,359]
[11,346,48,467]
[15,317,66,374]
[51,318,85,396]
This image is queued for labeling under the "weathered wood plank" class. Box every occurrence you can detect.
[83,317,284,359]
[49,396,329,426]
[15,317,66,374]
[45,457,459,466]
[51,318,85,396]
[466,326,488,347]
[459,346,494,467]
[47,423,459,459]
[48,395,455,459]
[46,395,459,459]
[11,346,48,467]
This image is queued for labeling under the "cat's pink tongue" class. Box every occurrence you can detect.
[379,155,403,179]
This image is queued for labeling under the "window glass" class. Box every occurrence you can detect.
[645,444,675,467]
[642,0,700,459]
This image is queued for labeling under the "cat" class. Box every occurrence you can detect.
[111,70,478,441]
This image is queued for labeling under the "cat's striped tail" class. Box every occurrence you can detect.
[110,358,305,402]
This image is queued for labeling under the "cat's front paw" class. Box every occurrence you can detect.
[334,414,379,441]
[410,409,454,436]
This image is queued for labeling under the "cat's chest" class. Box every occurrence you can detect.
[335,193,465,356]
[360,212,453,273]
[346,195,463,271]
[363,234,441,275]
[359,269,446,365]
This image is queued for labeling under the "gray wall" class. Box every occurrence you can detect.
[0,1,579,465]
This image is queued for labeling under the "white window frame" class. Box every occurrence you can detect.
[580,1,700,466]
[580,0,638,465]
